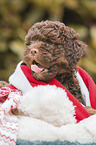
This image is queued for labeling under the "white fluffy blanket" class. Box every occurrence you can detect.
[17,85,96,144]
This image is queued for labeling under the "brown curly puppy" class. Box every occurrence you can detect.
[23,20,86,104]
[1,20,96,115]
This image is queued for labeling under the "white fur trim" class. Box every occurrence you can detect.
[17,116,60,141]
[76,72,90,106]
[17,85,77,142]
[9,61,32,94]
[17,85,96,143]
[18,85,76,127]
[59,114,96,143]
[17,114,96,143]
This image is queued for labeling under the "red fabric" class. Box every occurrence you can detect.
[20,65,91,122]
[1,64,96,122]
[78,66,96,109]
[0,85,21,103]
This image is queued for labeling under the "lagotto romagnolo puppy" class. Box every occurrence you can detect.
[0,20,96,115]
[23,20,85,102]
[23,21,95,107]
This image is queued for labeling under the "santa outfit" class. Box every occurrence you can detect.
[0,61,96,121]
[0,61,96,144]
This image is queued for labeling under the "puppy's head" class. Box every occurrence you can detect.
[23,20,87,81]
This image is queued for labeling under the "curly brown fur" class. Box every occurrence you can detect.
[23,20,87,104]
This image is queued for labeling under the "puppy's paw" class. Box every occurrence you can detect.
[0,81,9,88]
[85,106,96,115]
[11,108,24,116]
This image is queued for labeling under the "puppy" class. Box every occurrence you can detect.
[1,20,96,115]
[23,20,86,103]
[22,20,96,115]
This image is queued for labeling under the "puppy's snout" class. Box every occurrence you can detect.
[31,48,38,55]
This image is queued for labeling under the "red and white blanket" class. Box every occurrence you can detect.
[0,61,96,144]
[0,88,21,145]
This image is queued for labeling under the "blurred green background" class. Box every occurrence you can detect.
[0,0,96,83]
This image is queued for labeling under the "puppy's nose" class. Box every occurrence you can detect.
[31,48,38,55]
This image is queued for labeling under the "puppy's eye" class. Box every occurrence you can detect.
[46,39,53,45]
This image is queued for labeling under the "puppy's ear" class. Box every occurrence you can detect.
[64,39,87,68]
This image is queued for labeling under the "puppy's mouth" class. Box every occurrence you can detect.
[31,60,47,74]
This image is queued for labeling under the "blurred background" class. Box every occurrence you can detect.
[0,0,96,83]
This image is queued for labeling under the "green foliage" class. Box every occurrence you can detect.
[0,0,96,82]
